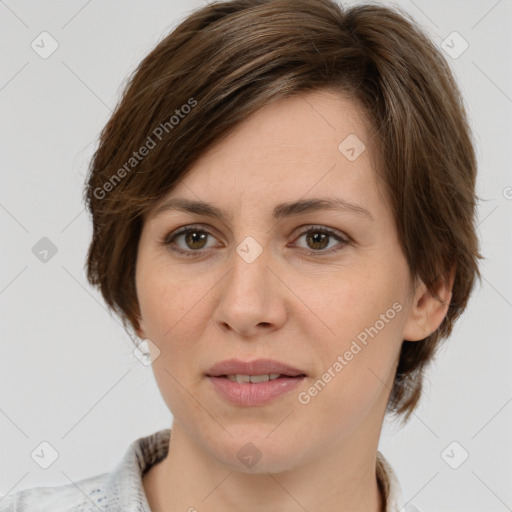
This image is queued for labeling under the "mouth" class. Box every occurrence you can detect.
[206,359,307,406]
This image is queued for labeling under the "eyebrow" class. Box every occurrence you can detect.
[151,196,374,223]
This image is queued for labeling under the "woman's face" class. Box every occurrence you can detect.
[135,89,427,473]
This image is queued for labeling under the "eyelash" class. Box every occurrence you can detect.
[162,224,351,258]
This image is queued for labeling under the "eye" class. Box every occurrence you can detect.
[163,225,220,256]
[162,224,350,257]
[291,225,349,255]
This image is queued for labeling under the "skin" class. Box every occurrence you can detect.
[135,89,453,512]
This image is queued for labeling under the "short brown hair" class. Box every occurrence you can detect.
[84,0,483,420]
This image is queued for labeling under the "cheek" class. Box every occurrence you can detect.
[300,317,403,442]
[306,264,405,406]
[137,251,200,338]
[136,255,215,384]
[137,265,205,413]
[314,261,404,345]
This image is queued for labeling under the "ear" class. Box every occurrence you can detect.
[402,265,456,342]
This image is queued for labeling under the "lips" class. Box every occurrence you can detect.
[206,358,307,406]
[206,358,307,378]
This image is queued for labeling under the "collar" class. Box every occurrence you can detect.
[1,428,422,511]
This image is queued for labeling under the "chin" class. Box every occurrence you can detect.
[209,427,306,474]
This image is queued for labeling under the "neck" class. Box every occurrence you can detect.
[143,421,385,512]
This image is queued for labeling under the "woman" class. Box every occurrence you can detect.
[1,0,481,510]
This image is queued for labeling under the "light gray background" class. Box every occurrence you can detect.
[1,0,511,510]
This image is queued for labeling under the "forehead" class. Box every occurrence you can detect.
[152,89,383,218]
[197,89,373,167]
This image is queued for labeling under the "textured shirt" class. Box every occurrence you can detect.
[0,429,422,511]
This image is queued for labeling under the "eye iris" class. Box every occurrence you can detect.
[185,231,207,250]
[306,231,328,250]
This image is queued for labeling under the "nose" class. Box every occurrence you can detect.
[213,242,288,338]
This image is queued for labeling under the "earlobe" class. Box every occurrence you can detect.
[402,266,455,342]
